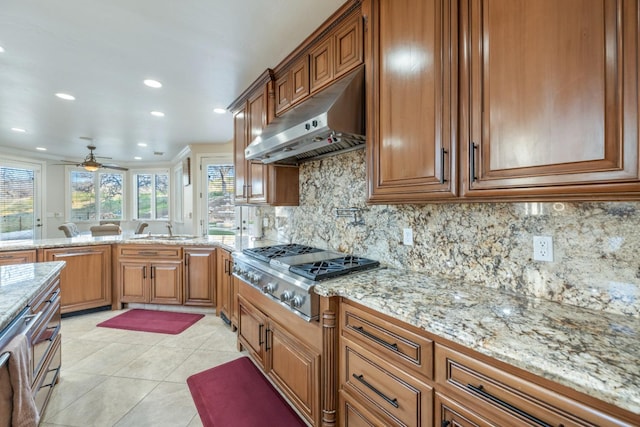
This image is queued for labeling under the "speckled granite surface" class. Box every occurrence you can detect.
[0,262,65,331]
[259,149,640,318]
[315,268,640,416]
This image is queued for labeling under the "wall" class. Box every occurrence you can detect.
[258,149,640,318]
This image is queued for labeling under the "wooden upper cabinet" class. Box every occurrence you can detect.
[460,0,640,198]
[310,37,334,93]
[366,0,457,203]
[334,11,363,79]
[247,87,269,204]
[290,57,310,104]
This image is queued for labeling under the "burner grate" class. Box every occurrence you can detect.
[290,256,380,281]
[243,244,322,263]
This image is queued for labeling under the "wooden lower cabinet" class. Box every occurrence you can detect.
[339,390,387,427]
[237,280,324,426]
[435,344,636,426]
[216,248,237,329]
[116,245,182,306]
[183,247,216,307]
[38,245,111,314]
[0,249,36,266]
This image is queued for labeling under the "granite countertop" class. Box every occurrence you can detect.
[315,267,640,416]
[0,234,278,254]
[0,262,66,331]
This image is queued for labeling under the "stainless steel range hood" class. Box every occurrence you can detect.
[244,65,365,165]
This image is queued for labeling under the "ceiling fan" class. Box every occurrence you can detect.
[58,145,129,171]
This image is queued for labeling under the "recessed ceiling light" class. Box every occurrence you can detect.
[11,127,26,133]
[150,111,165,117]
[137,142,148,147]
[36,147,47,151]
[0,46,5,53]
[144,79,162,88]
[213,108,227,114]
[134,156,142,160]
[55,93,75,101]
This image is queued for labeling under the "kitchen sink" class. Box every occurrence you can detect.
[130,234,199,241]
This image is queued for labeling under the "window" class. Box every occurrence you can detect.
[1,166,36,240]
[204,164,235,235]
[134,172,169,220]
[69,170,124,221]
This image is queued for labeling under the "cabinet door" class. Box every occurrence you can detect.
[274,72,291,115]
[334,12,363,79]
[247,89,268,204]
[184,248,215,306]
[120,261,147,303]
[149,261,182,305]
[436,393,490,427]
[233,105,248,203]
[40,245,112,313]
[230,274,239,328]
[290,57,310,105]
[367,0,457,203]
[237,294,267,368]
[0,250,36,266]
[310,37,334,93]
[267,318,320,426]
[461,0,640,198]
[217,250,231,319]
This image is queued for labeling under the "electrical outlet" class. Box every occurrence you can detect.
[533,235,553,262]
[403,228,414,246]
[263,217,269,227]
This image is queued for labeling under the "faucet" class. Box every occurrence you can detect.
[166,222,173,236]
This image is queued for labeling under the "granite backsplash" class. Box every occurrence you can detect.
[252,149,640,318]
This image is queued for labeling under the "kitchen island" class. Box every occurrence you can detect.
[315,268,640,423]
[0,261,65,331]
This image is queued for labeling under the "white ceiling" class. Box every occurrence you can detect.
[0,0,345,167]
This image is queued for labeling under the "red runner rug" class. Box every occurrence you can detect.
[97,309,204,334]
[187,356,306,427]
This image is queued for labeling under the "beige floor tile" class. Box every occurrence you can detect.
[46,377,159,426]
[197,328,239,352]
[187,414,205,427]
[113,344,195,381]
[42,372,109,422]
[114,382,197,427]
[65,342,152,376]
[80,327,169,346]
[61,337,110,366]
[163,349,244,383]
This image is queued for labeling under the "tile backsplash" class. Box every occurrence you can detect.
[255,149,640,317]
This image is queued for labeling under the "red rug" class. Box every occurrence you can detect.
[187,356,306,427]
[97,309,204,334]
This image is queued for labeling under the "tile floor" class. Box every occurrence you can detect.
[41,309,244,427]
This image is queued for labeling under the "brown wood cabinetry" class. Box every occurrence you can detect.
[460,0,640,199]
[29,272,62,418]
[339,300,434,427]
[435,344,636,426]
[216,248,237,329]
[237,280,322,426]
[275,57,310,115]
[183,247,216,307]
[310,10,363,94]
[365,0,457,203]
[38,245,111,314]
[231,71,300,206]
[116,245,182,306]
[367,0,640,203]
[0,249,36,266]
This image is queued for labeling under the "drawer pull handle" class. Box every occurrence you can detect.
[138,251,159,256]
[467,384,552,427]
[441,422,451,427]
[352,374,399,408]
[352,326,399,352]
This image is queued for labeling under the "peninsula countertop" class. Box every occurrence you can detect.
[0,261,66,332]
[315,267,640,417]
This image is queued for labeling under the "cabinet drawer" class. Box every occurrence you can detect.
[435,344,634,427]
[118,245,182,259]
[33,334,61,415]
[340,389,391,427]
[341,301,433,379]
[343,344,431,427]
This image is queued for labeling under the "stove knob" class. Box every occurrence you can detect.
[262,282,277,294]
[290,295,305,308]
[280,290,293,302]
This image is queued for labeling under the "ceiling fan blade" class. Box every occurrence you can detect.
[102,164,129,171]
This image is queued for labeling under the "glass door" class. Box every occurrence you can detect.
[0,160,42,240]
[200,157,235,236]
